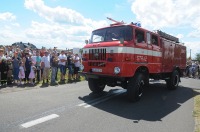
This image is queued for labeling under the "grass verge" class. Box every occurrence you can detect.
[194,92,200,132]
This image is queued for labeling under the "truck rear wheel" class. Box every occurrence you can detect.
[166,70,179,90]
[88,78,105,93]
[127,73,145,102]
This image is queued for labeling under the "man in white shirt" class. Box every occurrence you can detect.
[41,51,50,84]
[74,54,80,80]
[58,50,67,82]
[31,53,37,65]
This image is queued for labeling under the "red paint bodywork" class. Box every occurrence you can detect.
[82,24,186,78]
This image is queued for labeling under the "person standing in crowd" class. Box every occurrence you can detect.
[58,50,67,82]
[0,48,8,86]
[0,48,5,84]
[16,48,22,59]
[41,51,50,84]
[40,47,45,57]
[23,53,31,84]
[31,52,36,65]
[53,47,58,54]
[55,53,60,81]
[8,46,13,57]
[67,51,74,82]
[29,62,36,85]
[35,50,41,83]
[18,62,25,85]
[50,52,59,85]
[12,52,20,84]
[74,54,81,80]
[31,52,36,83]
[7,57,13,85]
[40,48,45,80]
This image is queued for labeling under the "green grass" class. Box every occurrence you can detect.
[194,94,200,132]
[36,69,85,85]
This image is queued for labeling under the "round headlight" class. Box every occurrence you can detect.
[114,67,120,74]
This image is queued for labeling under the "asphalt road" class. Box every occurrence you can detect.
[0,78,199,132]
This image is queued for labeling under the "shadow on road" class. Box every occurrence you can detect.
[78,83,199,122]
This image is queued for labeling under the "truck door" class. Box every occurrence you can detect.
[151,34,162,72]
[134,29,148,63]
[151,34,161,61]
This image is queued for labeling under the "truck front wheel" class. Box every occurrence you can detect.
[166,70,180,90]
[127,73,145,102]
[88,78,105,93]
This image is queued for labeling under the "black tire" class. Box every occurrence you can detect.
[144,73,149,88]
[166,70,180,90]
[127,73,145,102]
[88,78,105,93]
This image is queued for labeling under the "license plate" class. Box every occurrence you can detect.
[92,68,102,72]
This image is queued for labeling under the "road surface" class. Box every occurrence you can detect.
[0,78,199,132]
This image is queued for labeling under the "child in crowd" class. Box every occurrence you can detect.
[29,62,36,85]
[18,62,25,85]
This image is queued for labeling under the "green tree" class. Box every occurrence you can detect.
[195,53,200,62]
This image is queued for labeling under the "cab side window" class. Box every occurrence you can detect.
[152,35,158,46]
[146,32,151,44]
[135,30,145,43]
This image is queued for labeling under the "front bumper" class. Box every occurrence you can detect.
[79,71,126,81]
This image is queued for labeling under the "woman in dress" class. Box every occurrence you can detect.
[12,52,20,84]
[18,62,25,85]
[29,62,36,85]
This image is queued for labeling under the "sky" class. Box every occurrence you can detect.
[0,0,200,59]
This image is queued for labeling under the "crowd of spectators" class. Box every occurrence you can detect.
[0,45,82,87]
[185,60,200,78]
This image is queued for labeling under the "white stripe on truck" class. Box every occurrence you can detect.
[83,47,162,57]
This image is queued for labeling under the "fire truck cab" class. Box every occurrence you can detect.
[81,20,186,102]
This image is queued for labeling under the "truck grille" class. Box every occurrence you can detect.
[89,48,106,60]
[88,62,106,67]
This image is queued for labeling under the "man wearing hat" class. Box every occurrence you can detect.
[23,52,31,84]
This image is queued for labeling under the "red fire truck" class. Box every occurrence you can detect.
[81,18,186,102]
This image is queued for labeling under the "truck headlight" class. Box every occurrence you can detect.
[114,67,120,74]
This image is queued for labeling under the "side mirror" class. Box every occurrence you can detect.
[119,38,124,44]
[85,40,88,44]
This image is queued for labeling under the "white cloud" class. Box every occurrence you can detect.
[2,0,104,49]
[24,0,107,27]
[176,34,184,39]
[0,13,22,45]
[0,12,16,21]
[11,23,20,27]
[24,21,89,49]
[0,28,25,45]
[22,0,109,49]
[24,0,84,24]
[188,31,200,38]
[131,0,200,29]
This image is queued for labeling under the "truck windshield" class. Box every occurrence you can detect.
[91,26,133,43]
